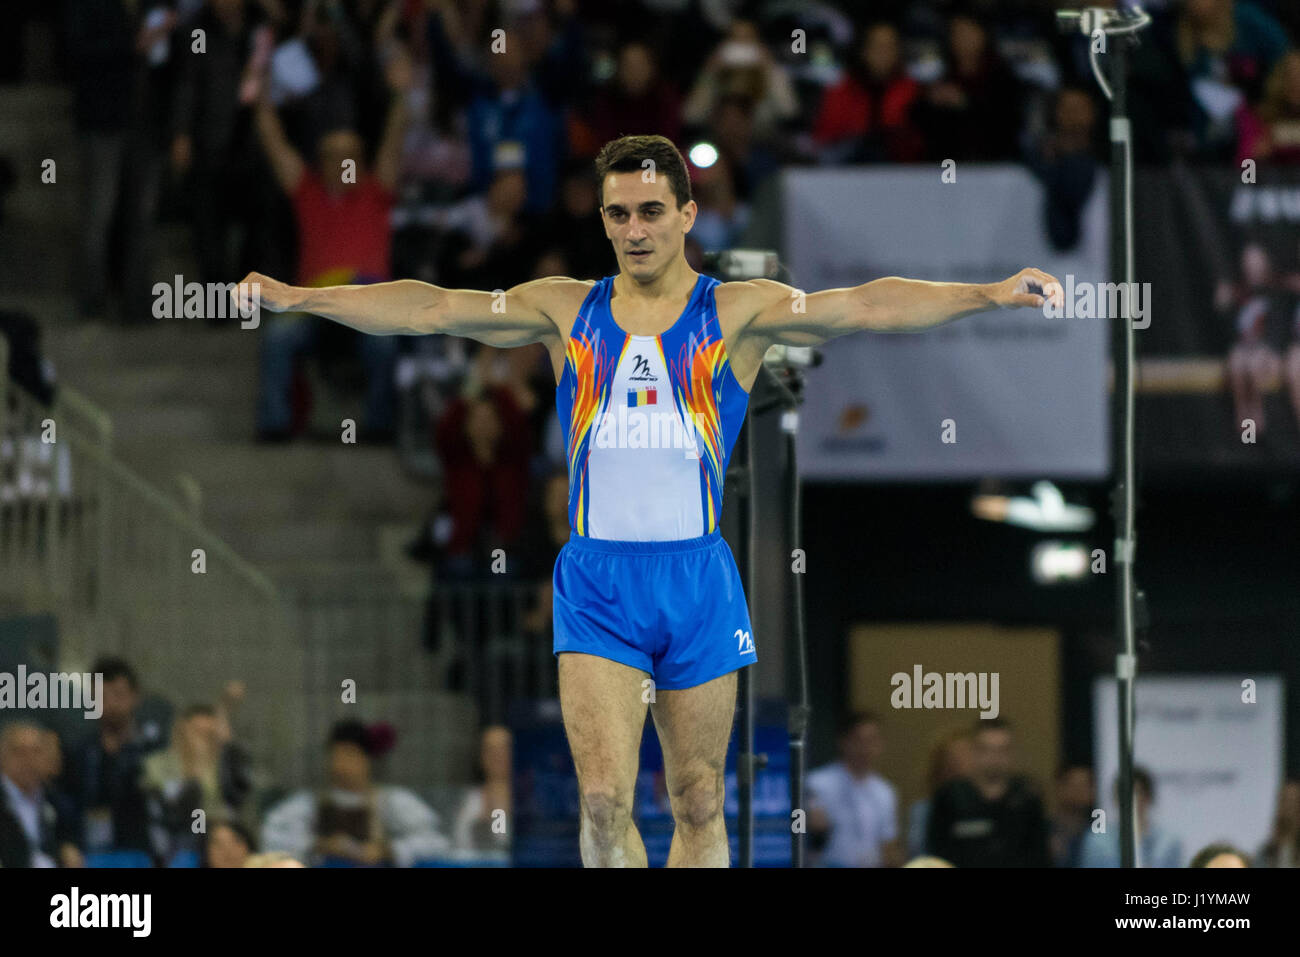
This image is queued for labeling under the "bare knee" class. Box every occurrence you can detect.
[581,789,634,842]
[670,774,724,832]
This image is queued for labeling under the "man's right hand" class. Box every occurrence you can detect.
[235,272,301,315]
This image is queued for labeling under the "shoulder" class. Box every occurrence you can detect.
[713,277,792,332]
[515,276,599,337]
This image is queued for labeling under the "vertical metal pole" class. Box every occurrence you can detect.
[1109,30,1140,870]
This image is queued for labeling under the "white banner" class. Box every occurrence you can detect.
[1093,675,1284,865]
[783,167,1109,479]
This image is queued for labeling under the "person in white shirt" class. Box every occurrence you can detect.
[807,712,904,868]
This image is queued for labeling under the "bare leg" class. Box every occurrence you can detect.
[650,669,738,867]
[558,652,649,867]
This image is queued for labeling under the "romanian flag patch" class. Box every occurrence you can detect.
[627,388,658,406]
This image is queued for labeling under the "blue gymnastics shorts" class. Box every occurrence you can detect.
[552,528,757,690]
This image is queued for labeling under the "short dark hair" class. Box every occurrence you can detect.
[181,703,216,721]
[1190,843,1251,868]
[594,134,692,210]
[838,711,881,738]
[92,657,138,690]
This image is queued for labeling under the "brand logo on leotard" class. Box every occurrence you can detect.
[629,354,656,382]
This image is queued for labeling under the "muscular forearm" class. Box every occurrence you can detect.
[859,277,996,332]
[292,280,443,335]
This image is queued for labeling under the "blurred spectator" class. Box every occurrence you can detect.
[1049,764,1095,867]
[1256,778,1300,866]
[1078,767,1183,867]
[689,154,748,253]
[142,691,253,864]
[1176,0,1291,158]
[1023,85,1103,251]
[537,160,617,281]
[170,0,270,307]
[0,722,81,867]
[437,143,546,290]
[203,819,256,868]
[706,93,781,203]
[431,346,536,581]
[915,12,1025,162]
[453,725,512,855]
[243,851,306,867]
[806,712,904,868]
[516,467,570,640]
[575,40,682,156]
[812,21,925,163]
[61,0,148,320]
[905,727,973,860]
[253,46,412,442]
[1237,50,1300,165]
[60,657,162,855]
[926,717,1050,867]
[683,20,800,144]
[1220,242,1282,435]
[426,6,565,214]
[1190,842,1251,867]
[262,719,449,866]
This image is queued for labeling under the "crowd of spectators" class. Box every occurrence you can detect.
[0,656,515,867]
[804,711,1289,869]
[3,670,1292,867]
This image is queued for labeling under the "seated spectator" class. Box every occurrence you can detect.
[1237,50,1300,166]
[453,725,512,855]
[431,347,536,582]
[203,819,256,868]
[252,47,412,443]
[1191,842,1251,867]
[437,142,546,292]
[812,21,925,163]
[1022,85,1103,251]
[807,712,904,867]
[1078,767,1183,867]
[575,40,682,155]
[537,160,618,281]
[262,720,449,866]
[689,154,749,254]
[927,717,1050,867]
[915,12,1025,162]
[142,689,253,864]
[1221,243,1284,435]
[705,93,782,203]
[0,722,81,867]
[1177,0,1291,158]
[60,657,163,855]
[1049,764,1095,867]
[683,20,800,144]
[1256,778,1300,866]
[905,727,973,860]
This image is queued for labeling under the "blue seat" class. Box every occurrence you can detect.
[413,858,509,868]
[167,849,201,868]
[84,850,153,868]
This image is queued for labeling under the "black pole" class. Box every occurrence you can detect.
[782,392,809,868]
[733,413,755,868]
[1107,27,1141,872]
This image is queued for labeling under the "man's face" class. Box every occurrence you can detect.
[329,742,370,790]
[0,727,45,793]
[841,721,884,770]
[972,728,1014,780]
[600,172,695,281]
[863,25,900,79]
[1057,766,1094,811]
[101,676,138,728]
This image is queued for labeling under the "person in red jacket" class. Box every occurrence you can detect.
[812,21,925,164]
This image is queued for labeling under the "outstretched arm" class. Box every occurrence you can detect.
[234,272,566,348]
[734,267,1064,350]
[254,96,305,195]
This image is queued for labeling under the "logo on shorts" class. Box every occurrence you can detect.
[735,628,754,655]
